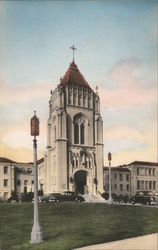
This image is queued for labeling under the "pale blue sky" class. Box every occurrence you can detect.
[0,0,157,164]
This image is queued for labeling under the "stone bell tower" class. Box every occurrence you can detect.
[44,57,104,195]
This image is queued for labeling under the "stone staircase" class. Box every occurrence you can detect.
[83,192,107,203]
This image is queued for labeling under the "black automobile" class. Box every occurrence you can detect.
[49,193,63,202]
[134,195,156,205]
[133,191,157,205]
[40,195,51,203]
[49,191,85,203]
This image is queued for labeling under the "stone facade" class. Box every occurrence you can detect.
[127,161,158,196]
[1,158,158,200]
[44,61,104,195]
[104,166,131,196]
[0,157,34,200]
[103,161,158,197]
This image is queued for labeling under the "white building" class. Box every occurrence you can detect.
[104,166,131,196]
[103,161,158,197]
[44,60,104,195]
[0,157,34,200]
[127,161,158,196]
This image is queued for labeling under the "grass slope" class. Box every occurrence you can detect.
[0,203,158,250]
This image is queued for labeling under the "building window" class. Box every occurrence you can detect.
[145,168,148,175]
[137,168,139,175]
[74,123,79,144]
[141,181,144,190]
[72,160,74,167]
[120,184,123,191]
[145,181,148,190]
[21,168,26,173]
[76,160,78,168]
[83,97,86,107]
[31,180,34,185]
[4,179,8,187]
[4,192,8,200]
[114,173,117,179]
[137,180,140,190]
[89,161,91,168]
[17,180,21,186]
[81,123,84,144]
[73,95,76,106]
[24,180,28,186]
[85,161,87,168]
[68,92,71,104]
[114,184,117,190]
[4,166,8,174]
[149,181,152,190]
[119,174,123,181]
[153,169,155,176]
[27,168,32,174]
[149,168,152,176]
[126,174,129,181]
[88,98,90,108]
[126,184,129,191]
[153,181,156,190]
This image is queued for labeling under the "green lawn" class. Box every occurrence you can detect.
[0,203,158,250]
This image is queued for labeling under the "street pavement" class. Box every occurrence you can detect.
[75,233,158,250]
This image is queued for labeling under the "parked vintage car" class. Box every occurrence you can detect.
[40,195,51,203]
[49,191,85,203]
[49,193,63,202]
[134,196,155,205]
[133,191,157,205]
[32,196,43,203]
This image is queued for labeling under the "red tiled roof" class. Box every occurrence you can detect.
[128,161,158,167]
[60,61,91,88]
[0,157,16,163]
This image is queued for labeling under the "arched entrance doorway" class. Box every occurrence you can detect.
[74,170,88,194]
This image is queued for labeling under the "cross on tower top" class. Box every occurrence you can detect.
[70,45,77,62]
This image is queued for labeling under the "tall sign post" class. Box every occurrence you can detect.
[30,111,43,244]
[108,152,113,205]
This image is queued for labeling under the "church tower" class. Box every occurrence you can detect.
[44,58,104,195]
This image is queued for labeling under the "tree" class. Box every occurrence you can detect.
[21,186,29,202]
[8,191,18,202]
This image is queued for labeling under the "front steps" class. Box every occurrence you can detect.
[82,192,107,203]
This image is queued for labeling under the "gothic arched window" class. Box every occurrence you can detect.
[73,113,88,145]
[81,123,84,144]
[83,97,86,107]
[76,159,78,167]
[73,95,76,106]
[68,94,71,104]
[74,123,79,144]
[78,96,81,106]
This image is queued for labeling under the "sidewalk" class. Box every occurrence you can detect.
[75,233,158,250]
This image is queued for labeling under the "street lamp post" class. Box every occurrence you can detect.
[108,152,113,205]
[30,111,43,244]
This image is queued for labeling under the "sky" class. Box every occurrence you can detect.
[0,0,157,166]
